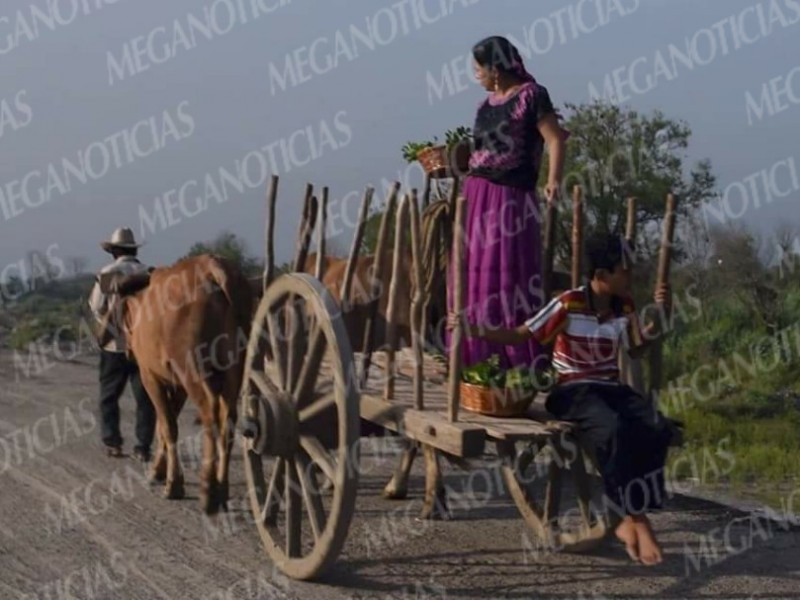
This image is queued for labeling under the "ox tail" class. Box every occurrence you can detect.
[206,255,255,342]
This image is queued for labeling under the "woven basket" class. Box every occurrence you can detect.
[417,143,471,178]
[460,381,536,418]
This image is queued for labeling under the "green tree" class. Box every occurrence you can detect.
[184,231,262,276]
[542,100,717,270]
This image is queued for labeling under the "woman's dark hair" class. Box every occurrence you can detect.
[472,36,522,74]
[584,233,636,278]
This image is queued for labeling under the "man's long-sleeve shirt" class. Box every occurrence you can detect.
[88,256,149,353]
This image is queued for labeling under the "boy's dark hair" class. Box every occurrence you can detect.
[584,233,635,279]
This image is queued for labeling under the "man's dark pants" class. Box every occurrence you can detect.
[99,350,156,454]
[545,381,674,516]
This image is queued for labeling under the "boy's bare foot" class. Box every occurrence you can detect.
[614,516,639,562]
[632,514,663,565]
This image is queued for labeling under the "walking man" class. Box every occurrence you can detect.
[88,227,156,461]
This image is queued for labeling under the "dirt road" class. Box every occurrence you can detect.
[2,348,800,600]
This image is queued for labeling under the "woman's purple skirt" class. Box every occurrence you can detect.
[446,175,545,371]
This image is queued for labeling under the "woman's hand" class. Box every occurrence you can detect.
[543,182,560,204]
[538,114,566,205]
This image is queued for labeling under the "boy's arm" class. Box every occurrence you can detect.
[462,321,534,345]
[448,293,568,347]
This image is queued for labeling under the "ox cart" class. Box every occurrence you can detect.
[237,174,680,580]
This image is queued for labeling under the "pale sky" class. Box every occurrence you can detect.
[1,0,798,277]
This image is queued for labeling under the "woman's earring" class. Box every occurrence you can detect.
[493,78,499,93]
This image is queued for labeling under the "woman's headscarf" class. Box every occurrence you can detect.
[472,36,570,138]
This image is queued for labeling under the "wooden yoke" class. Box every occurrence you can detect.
[648,193,678,398]
[571,185,584,288]
[447,195,467,423]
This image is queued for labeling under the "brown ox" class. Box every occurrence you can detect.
[108,254,254,515]
[302,251,413,351]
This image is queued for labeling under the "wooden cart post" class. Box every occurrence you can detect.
[293,184,316,272]
[359,182,400,386]
[422,172,432,211]
[542,197,558,301]
[384,193,409,401]
[447,195,467,423]
[648,193,678,398]
[408,188,425,410]
[571,185,584,288]
[620,197,646,394]
[447,175,460,222]
[315,186,329,281]
[625,196,637,242]
[263,175,279,291]
[341,186,374,313]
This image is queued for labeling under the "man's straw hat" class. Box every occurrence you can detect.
[101,227,143,253]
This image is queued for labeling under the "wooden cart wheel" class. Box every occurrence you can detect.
[239,273,359,581]
[496,435,610,553]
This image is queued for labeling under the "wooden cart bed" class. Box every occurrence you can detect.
[357,348,576,458]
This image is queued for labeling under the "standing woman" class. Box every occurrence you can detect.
[448,35,568,371]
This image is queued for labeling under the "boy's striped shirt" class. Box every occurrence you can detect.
[525,285,642,384]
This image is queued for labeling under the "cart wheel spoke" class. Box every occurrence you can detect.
[261,458,285,526]
[286,298,308,394]
[250,370,277,401]
[300,436,336,483]
[294,320,327,405]
[296,453,326,541]
[298,392,336,427]
[265,305,287,390]
[286,458,302,557]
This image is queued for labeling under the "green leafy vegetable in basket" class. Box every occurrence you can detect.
[444,126,472,150]
[401,139,437,163]
[461,354,551,393]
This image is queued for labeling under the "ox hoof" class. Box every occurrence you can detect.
[419,494,450,521]
[382,482,408,500]
[202,481,227,516]
[150,464,167,484]
[164,479,185,500]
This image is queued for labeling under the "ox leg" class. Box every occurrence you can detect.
[140,373,185,500]
[420,445,449,520]
[214,374,239,513]
[383,439,418,500]
[151,388,186,484]
[150,428,167,483]
[180,374,226,516]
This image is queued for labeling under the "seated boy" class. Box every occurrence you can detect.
[448,233,674,565]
